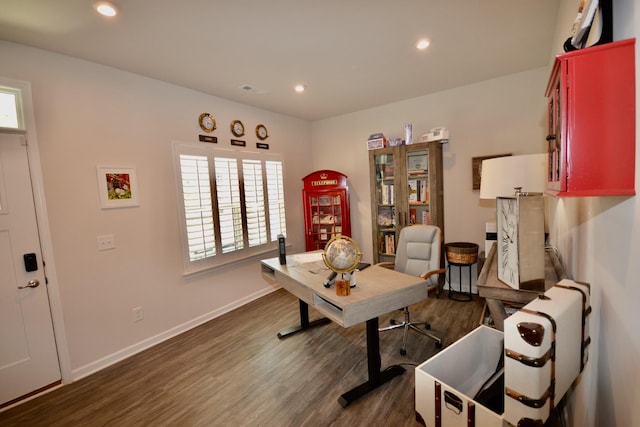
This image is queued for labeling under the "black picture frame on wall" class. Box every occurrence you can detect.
[471,154,512,191]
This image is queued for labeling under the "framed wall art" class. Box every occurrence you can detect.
[471,154,511,190]
[96,165,139,209]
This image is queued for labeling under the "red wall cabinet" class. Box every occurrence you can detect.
[302,170,351,251]
[545,38,636,197]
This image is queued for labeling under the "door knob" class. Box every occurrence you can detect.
[18,279,40,289]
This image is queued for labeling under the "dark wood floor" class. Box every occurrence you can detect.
[0,288,485,427]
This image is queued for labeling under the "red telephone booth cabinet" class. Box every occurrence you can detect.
[302,170,351,251]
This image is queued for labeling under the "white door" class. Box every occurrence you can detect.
[0,132,60,405]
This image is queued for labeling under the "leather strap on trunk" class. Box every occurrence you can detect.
[435,381,442,427]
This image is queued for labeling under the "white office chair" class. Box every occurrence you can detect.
[379,224,445,355]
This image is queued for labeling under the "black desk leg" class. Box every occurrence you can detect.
[277,299,331,339]
[338,317,405,407]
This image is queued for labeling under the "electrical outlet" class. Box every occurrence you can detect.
[97,234,115,251]
[132,306,144,322]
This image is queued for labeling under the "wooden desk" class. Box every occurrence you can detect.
[476,243,567,331]
[261,251,430,407]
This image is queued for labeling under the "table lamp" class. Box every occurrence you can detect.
[479,153,547,200]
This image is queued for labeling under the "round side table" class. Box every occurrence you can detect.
[445,242,479,302]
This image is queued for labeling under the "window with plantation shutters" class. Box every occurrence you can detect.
[266,160,286,241]
[242,159,268,248]
[173,142,287,274]
[179,154,215,261]
[215,157,244,253]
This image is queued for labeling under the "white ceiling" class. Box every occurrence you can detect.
[0,0,560,121]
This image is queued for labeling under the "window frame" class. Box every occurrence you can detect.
[0,86,25,130]
[172,141,286,275]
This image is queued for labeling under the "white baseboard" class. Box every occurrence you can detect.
[71,286,278,381]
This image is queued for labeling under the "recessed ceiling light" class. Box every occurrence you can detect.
[95,2,117,17]
[294,84,306,93]
[417,39,431,50]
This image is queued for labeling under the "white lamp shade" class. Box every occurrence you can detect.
[479,153,547,199]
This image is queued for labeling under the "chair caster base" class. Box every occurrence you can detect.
[381,308,442,356]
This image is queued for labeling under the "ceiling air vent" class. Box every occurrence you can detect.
[240,84,265,94]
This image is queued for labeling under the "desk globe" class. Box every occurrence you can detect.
[322,235,362,296]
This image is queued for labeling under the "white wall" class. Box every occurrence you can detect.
[546,1,639,426]
[0,41,313,378]
[311,1,640,426]
[310,68,549,264]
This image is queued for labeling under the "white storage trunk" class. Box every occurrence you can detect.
[415,325,506,427]
[503,279,590,426]
[415,279,590,427]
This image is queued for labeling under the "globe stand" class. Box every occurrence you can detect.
[335,272,352,296]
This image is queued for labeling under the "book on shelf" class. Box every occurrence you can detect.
[422,210,430,225]
[419,179,428,203]
[409,208,430,224]
[380,183,394,204]
[385,234,395,254]
[408,179,429,204]
[376,161,395,179]
[378,233,395,255]
[377,207,395,227]
[408,180,418,203]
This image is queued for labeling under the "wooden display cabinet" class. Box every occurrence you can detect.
[368,141,444,264]
[302,170,351,251]
[545,38,635,197]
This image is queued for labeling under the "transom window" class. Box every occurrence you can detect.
[173,142,287,274]
[0,87,23,129]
